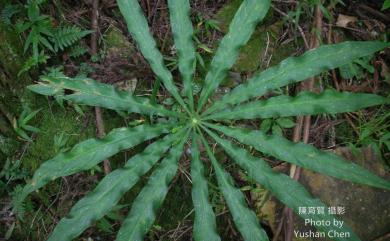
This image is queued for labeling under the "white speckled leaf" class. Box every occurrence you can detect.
[205,90,389,120]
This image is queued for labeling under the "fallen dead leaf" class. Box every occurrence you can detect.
[336,14,358,27]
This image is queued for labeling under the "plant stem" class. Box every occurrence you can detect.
[90,0,111,174]
[273,2,324,241]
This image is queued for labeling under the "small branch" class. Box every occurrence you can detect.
[358,4,390,23]
[272,5,310,49]
[90,0,111,174]
[91,0,99,55]
[327,24,360,137]
[273,3,324,241]
[373,232,390,241]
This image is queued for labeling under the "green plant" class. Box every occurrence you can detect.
[382,0,390,10]
[18,2,91,59]
[0,159,28,191]
[348,108,390,158]
[12,108,41,142]
[1,1,92,75]
[338,55,375,79]
[260,117,296,136]
[16,0,390,240]
[53,132,70,153]
[0,4,21,25]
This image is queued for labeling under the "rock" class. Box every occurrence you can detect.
[258,147,390,240]
[251,147,390,241]
[104,24,135,59]
[113,78,137,93]
[293,147,390,241]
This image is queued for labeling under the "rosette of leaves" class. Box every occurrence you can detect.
[18,0,390,240]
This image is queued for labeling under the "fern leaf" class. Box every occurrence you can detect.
[1,4,21,25]
[18,53,49,76]
[11,185,27,219]
[68,44,88,58]
[52,26,93,52]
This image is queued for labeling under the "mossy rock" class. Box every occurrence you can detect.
[104,24,135,59]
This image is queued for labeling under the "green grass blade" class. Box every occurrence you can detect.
[204,90,388,120]
[116,0,190,114]
[197,0,270,112]
[18,123,175,206]
[28,75,181,118]
[204,41,390,116]
[203,127,361,241]
[205,123,390,191]
[168,0,196,111]
[191,133,221,241]
[198,130,269,241]
[115,130,190,241]
[47,129,187,241]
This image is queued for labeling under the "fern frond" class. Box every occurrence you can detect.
[52,26,93,52]
[68,44,88,58]
[27,0,47,5]
[1,4,21,25]
[18,53,49,76]
[11,185,27,219]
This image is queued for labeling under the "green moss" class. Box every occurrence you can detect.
[215,0,274,31]
[104,24,135,59]
[233,30,265,72]
[22,97,95,172]
[215,0,242,32]
[215,1,295,75]
[154,178,193,230]
[0,20,31,137]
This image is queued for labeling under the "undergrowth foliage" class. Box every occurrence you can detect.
[1,0,92,75]
[15,0,390,240]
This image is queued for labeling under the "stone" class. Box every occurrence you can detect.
[104,24,135,59]
[258,147,390,240]
[293,147,390,241]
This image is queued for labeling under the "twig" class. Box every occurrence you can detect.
[327,24,360,137]
[373,232,390,241]
[358,4,390,23]
[272,5,310,49]
[90,0,111,174]
[273,3,323,241]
